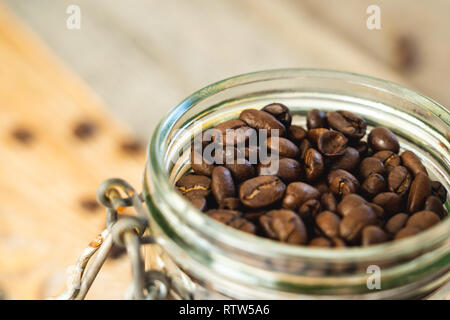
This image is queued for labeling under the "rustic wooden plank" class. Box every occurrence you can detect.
[0,3,147,299]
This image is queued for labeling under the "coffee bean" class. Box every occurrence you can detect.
[351,140,369,157]
[239,109,286,136]
[311,129,348,157]
[372,192,403,216]
[212,119,255,146]
[400,150,427,176]
[176,174,211,197]
[406,210,440,230]
[368,203,386,220]
[309,237,331,247]
[313,180,329,194]
[330,147,360,172]
[220,197,241,210]
[339,204,377,242]
[266,137,299,158]
[184,193,208,212]
[361,226,389,246]
[304,148,324,181]
[225,160,256,183]
[330,237,347,248]
[306,109,327,130]
[298,199,321,221]
[387,166,412,196]
[315,211,341,238]
[262,103,292,128]
[394,226,421,240]
[191,147,215,176]
[373,150,401,172]
[359,157,385,179]
[287,125,307,143]
[368,127,400,153]
[385,213,408,235]
[211,166,236,204]
[298,139,312,160]
[424,196,446,218]
[327,110,367,139]
[407,172,431,213]
[243,210,266,222]
[257,158,303,183]
[282,182,320,211]
[321,192,337,212]
[337,194,367,216]
[362,173,386,198]
[239,176,286,209]
[328,169,360,196]
[431,181,447,203]
[206,209,255,234]
[259,210,308,244]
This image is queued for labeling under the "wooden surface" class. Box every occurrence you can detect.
[0,0,448,299]
[0,3,146,299]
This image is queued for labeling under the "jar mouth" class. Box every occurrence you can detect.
[146,68,449,262]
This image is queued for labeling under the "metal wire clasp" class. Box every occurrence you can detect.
[54,178,171,300]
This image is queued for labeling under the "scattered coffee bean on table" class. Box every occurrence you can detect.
[176,104,448,247]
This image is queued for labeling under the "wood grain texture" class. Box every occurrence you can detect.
[0,3,146,299]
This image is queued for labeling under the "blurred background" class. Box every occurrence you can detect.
[0,0,448,299]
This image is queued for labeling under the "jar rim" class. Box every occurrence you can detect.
[146,68,449,262]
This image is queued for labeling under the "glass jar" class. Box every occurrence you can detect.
[142,69,450,299]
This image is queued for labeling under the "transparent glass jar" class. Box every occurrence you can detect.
[142,69,450,299]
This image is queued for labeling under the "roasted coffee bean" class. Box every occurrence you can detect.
[306,109,327,129]
[304,148,324,181]
[330,237,346,248]
[282,182,320,211]
[407,172,431,213]
[368,203,386,220]
[239,109,286,136]
[313,180,329,194]
[225,160,256,183]
[184,193,208,212]
[406,210,440,230]
[327,110,367,139]
[308,128,329,145]
[239,175,286,209]
[309,237,331,247]
[259,210,308,244]
[211,166,236,204]
[400,150,427,176]
[298,139,312,160]
[330,147,360,172]
[424,196,446,218]
[191,148,215,176]
[394,226,421,240]
[368,127,400,153]
[361,173,386,198]
[176,174,211,197]
[266,137,299,158]
[328,169,360,196]
[315,211,341,238]
[339,204,377,242]
[373,150,401,172]
[359,157,385,179]
[372,192,403,216]
[206,209,255,234]
[321,192,337,212]
[212,119,255,145]
[243,210,266,222]
[313,129,348,157]
[337,194,367,216]
[385,213,409,235]
[257,158,303,183]
[431,181,447,203]
[262,103,292,128]
[220,197,241,210]
[298,199,321,221]
[387,166,412,196]
[287,125,307,143]
[361,226,389,246]
[351,141,369,157]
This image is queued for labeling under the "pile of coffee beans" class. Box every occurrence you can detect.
[175,103,448,247]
